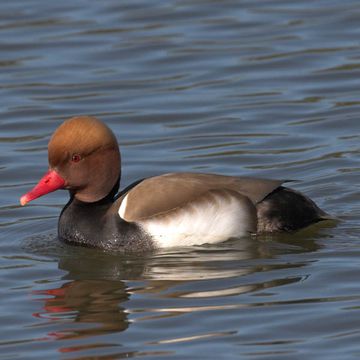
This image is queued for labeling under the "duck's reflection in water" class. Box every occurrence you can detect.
[30,231,324,356]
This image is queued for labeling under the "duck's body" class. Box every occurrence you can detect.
[21,116,330,251]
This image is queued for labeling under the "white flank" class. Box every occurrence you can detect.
[118,194,128,219]
[139,194,253,248]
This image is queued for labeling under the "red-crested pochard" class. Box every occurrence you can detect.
[20,116,330,251]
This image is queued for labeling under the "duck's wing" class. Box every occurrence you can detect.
[116,172,283,222]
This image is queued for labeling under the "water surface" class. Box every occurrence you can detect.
[0,0,359,359]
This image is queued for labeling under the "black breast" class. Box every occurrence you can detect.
[58,196,154,252]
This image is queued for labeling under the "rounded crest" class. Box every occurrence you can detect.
[48,116,118,167]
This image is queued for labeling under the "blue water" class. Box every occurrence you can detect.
[0,1,359,359]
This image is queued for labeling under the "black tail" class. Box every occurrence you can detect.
[256,186,331,233]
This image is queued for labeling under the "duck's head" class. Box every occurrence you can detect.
[20,116,121,205]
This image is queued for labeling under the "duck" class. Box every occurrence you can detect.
[20,116,330,251]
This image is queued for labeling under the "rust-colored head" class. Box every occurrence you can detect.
[20,116,121,205]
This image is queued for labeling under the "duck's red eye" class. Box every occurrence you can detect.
[71,154,82,163]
